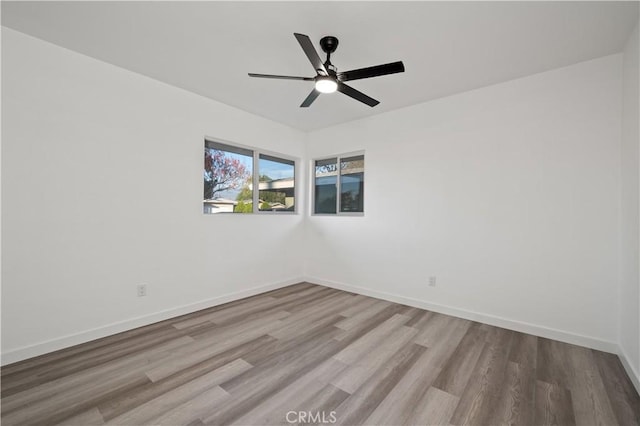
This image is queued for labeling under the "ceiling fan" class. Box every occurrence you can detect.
[249,33,405,108]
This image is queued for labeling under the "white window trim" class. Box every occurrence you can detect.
[311,150,365,217]
[204,136,299,215]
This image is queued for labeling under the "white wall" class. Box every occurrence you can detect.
[1,28,306,363]
[306,55,623,351]
[620,23,640,387]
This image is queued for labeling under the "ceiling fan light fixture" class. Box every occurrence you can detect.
[315,77,338,93]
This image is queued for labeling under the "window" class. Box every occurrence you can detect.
[314,153,364,215]
[340,155,365,213]
[259,154,295,212]
[204,139,296,214]
[314,158,338,214]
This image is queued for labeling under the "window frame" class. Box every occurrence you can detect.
[311,151,365,217]
[204,136,299,215]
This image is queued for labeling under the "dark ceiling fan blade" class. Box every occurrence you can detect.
[337,82,379,107]
[338,61,405,82]
[300,89,321,108]
[294,33,327,75]
[248,73,314,81]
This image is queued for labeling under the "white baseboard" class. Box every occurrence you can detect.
[306,276,619,354]
[619,346,640,395]
[4,275,629,381]
[1,277,304,366]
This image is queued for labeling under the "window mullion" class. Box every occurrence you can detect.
[311,159,316,215]
[253,151,259,213]
[336,156,341,214]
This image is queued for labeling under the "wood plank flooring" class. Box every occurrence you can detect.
[2,282,639,425]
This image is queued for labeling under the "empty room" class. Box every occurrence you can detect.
[1,1,639,425]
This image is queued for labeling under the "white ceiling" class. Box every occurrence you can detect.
[2,1,638,131]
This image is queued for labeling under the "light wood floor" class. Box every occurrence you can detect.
[2,283,639,425]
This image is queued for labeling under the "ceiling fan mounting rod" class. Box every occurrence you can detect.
[320,36,339,75]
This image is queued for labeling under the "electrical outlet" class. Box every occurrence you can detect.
[137,284,147,297]
[428,276,437,287]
